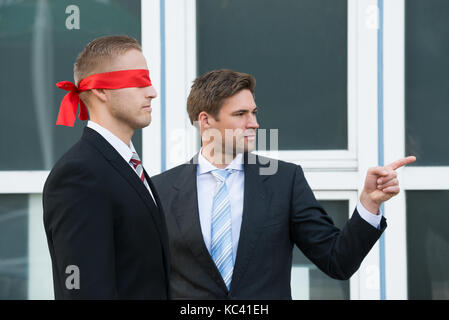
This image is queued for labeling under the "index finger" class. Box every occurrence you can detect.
[386,156,417,170]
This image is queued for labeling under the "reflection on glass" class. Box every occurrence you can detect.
[0,194,53,300]
[291,200,350,300]
[407,191,449,300]
[0,0,142,170]
[0,195,28,299]
[197,0,348,150]
[405,0,449,166]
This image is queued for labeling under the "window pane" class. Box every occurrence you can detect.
[406,191,449,299]
[405,0,449,166]
[0,194,53,300]
[0,0,142,170]
[197,0,348,150]
[291,200,350,300]
[0,195,28,299]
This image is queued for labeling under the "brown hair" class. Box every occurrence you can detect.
[73,35,142,85]
[187,69,256,124]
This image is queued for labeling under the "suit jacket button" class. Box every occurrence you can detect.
[227,292,232,299]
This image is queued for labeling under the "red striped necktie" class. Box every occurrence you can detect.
[129,152,150,191]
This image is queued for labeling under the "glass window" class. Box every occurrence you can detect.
[0,0,142,170]
[0,194,53,300]
[196,0,348,151]
[291,200,350,300]
[0,194,28,299]
[406,191,449,299]
[405,0,449,166]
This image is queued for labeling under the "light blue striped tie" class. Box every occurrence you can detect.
[210,169,234,290]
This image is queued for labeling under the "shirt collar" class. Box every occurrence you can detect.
[87,120,136,164]
[198,147,244,175]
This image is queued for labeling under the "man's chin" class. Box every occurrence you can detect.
[134,117,152,129]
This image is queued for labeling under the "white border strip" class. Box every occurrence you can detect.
[403,167,449,190]
[0,172,48,194]
[141,0,162,175]
[383,0,407,299]
[356,0,381,300]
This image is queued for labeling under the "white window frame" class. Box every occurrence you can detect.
[162,0,199,171]
[383,0,449,300]
[256,0,359,171]
[163,0,365,172]
[142,0,163,175]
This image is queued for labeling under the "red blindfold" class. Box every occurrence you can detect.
[55,69,152,127]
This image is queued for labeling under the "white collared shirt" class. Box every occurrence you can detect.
[196,150,383,263]
[87,120,156,204]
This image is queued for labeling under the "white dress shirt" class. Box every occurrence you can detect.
[196,149,383,263]
[357,200,383,229]
[87,120,157,204]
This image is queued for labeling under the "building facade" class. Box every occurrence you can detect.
[0,0,448,299]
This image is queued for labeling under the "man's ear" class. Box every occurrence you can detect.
[198,111,212,130]
[90,88,107,103]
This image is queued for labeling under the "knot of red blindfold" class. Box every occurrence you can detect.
[55,69,152,127]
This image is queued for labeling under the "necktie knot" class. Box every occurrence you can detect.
[211,169,233,183]
[130,152,142,168]
[129,152,146,185]
[127,152,157,206]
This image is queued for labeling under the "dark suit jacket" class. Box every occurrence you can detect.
[152,153,387,300]
[43,127,170,299]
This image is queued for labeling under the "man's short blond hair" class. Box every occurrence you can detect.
[73,35,142,85]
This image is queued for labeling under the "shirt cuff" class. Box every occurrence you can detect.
[356,200,383,229]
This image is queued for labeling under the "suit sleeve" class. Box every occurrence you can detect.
[289,165,387,280]
[43,161,118,299]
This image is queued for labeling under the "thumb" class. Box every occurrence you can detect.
[367,167,389,177]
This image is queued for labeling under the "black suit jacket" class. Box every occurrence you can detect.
[43,127,170,299]
[152,153,387,299]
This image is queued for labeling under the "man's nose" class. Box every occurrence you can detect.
[247,113,259,129]
[145,86,158,99]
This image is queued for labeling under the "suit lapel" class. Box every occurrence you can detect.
[81,127,168,260]
[144,169,171,285]
[231,155,272,292]
[171,156,229,292]
[145,169,167,238]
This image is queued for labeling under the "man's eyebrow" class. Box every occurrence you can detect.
[231,107,258,114]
